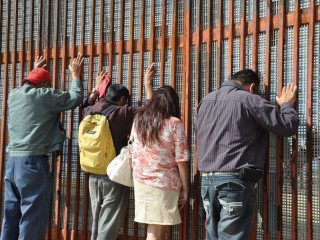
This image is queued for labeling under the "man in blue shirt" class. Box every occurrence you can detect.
[196,69,299,240]
[1,54,84,240]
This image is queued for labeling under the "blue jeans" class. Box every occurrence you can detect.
[201,174,256,240]
[1,155,53,240]
[89,174,129,240]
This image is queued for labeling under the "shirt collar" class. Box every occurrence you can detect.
[220,80,246,91]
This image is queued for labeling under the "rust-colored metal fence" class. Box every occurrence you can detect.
[0,1,320,239]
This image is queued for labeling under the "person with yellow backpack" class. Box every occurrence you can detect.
[80,63,156,240]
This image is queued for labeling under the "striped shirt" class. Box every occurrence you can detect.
[195,81,299,172]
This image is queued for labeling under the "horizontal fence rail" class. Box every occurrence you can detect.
[0,1,320,239]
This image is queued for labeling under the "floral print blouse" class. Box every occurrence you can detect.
[131,117,189,190]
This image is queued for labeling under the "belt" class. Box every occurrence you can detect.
[202,171,239,176]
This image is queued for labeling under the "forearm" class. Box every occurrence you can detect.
[177,161,189,191]
[145,84,153,100]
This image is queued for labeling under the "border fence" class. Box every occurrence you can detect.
[0,1,320,239]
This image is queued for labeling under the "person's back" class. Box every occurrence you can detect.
[197,80,298,171]
[1,54,84,240]
[196,69,299,240]
[8,83,82,156]
[131,86,189,240]
[83,63,155,240]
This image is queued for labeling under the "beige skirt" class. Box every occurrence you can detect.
[133,179,182,225]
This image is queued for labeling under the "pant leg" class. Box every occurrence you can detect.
[89,175,102,240]
[215,175,256,240]
[1,157,21,240]
[16,156,53,240]
[97,176,129,240]
[201,175,219,240]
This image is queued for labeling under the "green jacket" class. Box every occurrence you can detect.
[7,80,83,156]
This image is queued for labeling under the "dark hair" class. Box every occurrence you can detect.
[106,84,130,103]
[231,69,260,86]
[134,85,180,146]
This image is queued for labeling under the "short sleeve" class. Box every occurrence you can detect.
[171,119,189,162]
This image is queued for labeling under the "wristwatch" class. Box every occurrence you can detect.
[91,89,99,95]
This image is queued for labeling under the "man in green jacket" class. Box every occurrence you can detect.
[1,54,84,240]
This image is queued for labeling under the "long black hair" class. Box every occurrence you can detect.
[134,85,180,147]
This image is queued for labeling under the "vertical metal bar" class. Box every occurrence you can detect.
[62,0,71,239]
[216,1,222,87]
[19,0,26,86]
[108,0,115,77]
[36,0,42,56]
[98,0,104,71]
[228,0,234,76]
[27,0,34,72]
[0,0,9,215]
[89,0,96,92]
[263,1,271,239]
[138,0,145,108]
[239,0,246,69]
[277,1,285,239]
[206,0,212,94]
[150,0,155,63]
[306,2,315,240]
[159,0,166,87]
[127,0,134,102]
[291,1,300,239]
[191,1,200,238]
[251,0,258,72]
[44,0,51,62]
[74,1,88,239]
[170,0,177,88]
[43,1,52,60]
[118,0,124,84]
[52,1,62,238]
[11,0,18,89]
[182,2,191,238]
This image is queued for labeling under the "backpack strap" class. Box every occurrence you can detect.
[100,104,118,118]
[87,103,118,118]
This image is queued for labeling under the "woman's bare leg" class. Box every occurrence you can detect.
[146,224,167,240]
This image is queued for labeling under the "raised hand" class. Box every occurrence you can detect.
[69,53,84,80]
[276,83,297,106]
[143,62,156,87]
[94,70,108,91]
[34,56,47,69]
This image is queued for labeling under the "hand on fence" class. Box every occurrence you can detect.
[276,83,297,106]
[69,53,84,80]
[34,56,47,69]
[143,62,156,87]
[94,70,108,92]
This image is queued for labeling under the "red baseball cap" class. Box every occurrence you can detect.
[23,68,51,85]
[98,75,112,98]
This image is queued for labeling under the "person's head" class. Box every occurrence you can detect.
[22,68,52,88]
[231,69,260,94]
[134,85,181,146]
[105,83,130,106]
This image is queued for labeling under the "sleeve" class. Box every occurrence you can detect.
[172,119,189,162]
[51,79,84,112]
[250,98,299,137]
[83,97,96,108]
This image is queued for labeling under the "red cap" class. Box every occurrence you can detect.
[98,75,112,98]
[23,68,51,85]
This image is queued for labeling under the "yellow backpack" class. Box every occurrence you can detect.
[78,106,117,175]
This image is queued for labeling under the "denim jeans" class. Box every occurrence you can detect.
[201,174,256,240]
[1,155,53,240]
[89,174,129,240]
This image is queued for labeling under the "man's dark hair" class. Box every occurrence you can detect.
[105,84,130,103]
[231,69,260,86]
